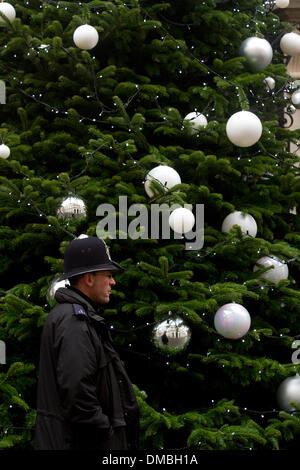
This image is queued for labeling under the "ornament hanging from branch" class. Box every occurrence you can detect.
[226,111,262,147]
[73,24,99,50]
[152,317,191,353]
[275,0,290,7]
[277,375,300,412]
[214,303,251,340]
[264,76,275,91]
[169,207,195,234]
[47,277,70,304]
[183,112,208,135]
[0,143,10,159]
[239,37,273,71]
[0,2,16,23]
[253,255,289,284]
[57,196,87,220]
[144,165,181,197]
[222,211,258,238]
[280,33,300,57]
[291,89,300,106]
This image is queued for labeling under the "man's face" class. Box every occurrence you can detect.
[88,270,116,304]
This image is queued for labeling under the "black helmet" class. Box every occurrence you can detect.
[58,236,124,281]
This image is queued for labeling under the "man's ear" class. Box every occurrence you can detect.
[81,272,95,287]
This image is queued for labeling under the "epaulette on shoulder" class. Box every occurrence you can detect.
[72,303,88,319]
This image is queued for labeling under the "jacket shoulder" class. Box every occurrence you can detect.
[44,302,90,330]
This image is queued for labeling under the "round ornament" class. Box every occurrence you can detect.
[183,112,208,134]
[57,196,87,220]
[144,165,181,197]
[264,76,275,90]
[277,375,300,412]
[275,0,289,7]
[153,317,191,352]
[47,277,70,304]
[222,211,257,237]
[239,37,273,71]
[288,104,297,115]
[280,32,300,56]
[226,111,262,147]
[0,2,16,22]
[292,89,300,105]
[169,207,195,234]
[214,303,251,340]
[0,144,10,159]
[253,255,289,284]
[73,24,99,50]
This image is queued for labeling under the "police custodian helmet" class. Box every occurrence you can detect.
[58,237,123,281]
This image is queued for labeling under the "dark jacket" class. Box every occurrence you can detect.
[34,287,140,450]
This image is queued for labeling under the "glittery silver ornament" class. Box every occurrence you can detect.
[239,37,273,71]
[277,375,300,412]
[153,317,191,352]
[57,196,87,220]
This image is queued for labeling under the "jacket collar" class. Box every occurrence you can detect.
[54,286,105,323]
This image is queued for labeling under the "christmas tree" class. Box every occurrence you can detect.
[0,0,300,451]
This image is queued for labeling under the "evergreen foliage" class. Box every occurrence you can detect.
[0,0,300,450]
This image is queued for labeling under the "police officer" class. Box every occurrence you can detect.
[35,237,140,450]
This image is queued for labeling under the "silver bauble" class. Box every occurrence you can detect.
[288,104,297,115]
[57,196,87,220]
[277,375,300,412]
[153,317,191,353]
[47,277,70,304]
[239,37,273,71]
[291,89,300,106]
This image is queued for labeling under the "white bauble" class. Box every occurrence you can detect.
[239,37,273,71]
[264,76,275,90]
[144,165,181,197]
[280,33,300,56]
[0,144,10,159]
[0,2,16,22]
[57,196,87,219]
[77,233,89,239]
[253,255,289,284]
[214,303,251,340]
[277,375,300,412]
[169,208,195,234]
[226,111,262,147]
[73,24,99,50]
[183,112,208,134]
[222,211,257,237]
[275,0,289,8]
[292,89,300,105]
